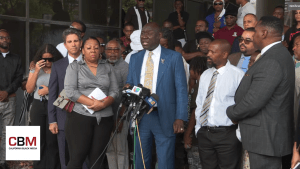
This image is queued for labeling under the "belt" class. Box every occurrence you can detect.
[201,125,237,130]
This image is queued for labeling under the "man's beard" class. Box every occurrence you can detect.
[107,57,119,64]
[207,60,217,68]
[0,42,9,49]
[138,4,144,8]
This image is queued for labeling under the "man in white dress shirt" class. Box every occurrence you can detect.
[236,0,256,29]
[56,20,86,57]
[195,39,244,169]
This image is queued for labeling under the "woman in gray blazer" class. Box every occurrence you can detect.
[64,37,119,169]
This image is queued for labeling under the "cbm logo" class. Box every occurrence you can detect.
[9,137,36,146]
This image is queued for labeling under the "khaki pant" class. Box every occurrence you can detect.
[0,97,16,163]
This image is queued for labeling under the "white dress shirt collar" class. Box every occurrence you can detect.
[1,51,9,58]
[261,41,281,56]
[211,60,230,76]
[147,45,161,59]
[68,53,83,64]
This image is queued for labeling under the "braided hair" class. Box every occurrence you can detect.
[189,57,208,76]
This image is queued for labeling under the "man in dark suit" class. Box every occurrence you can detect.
[126,22,188,168]
[48,28,86,169]
[226,16,295,168]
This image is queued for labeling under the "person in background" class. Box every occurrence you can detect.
[184,57,207,169]
[228,27,257,72]
[227,16,294,169]
[26,44,62,169]
[168,0,189,46]
[205,0,226,34]
[162,19,174,31]
[64,37,119,168]
[207,0,239,17]
[126,22,188,169]
[231,13,257,54]
[96,36,106,60]
[195,39,244,169]
[273,5,290,49]
[120,22,135,48]
[125,0,150,30]
[197,32,214,56]
[48,28,87,169]
[182,20,209,62]
[285,10,300,48]
[105,39,129,169]
[0,29,23,169]
[292,33,300,169]
[120,45,128,60]
[236,0,256,29]
[56,20,86,57]
[125,30,144,63]
[214,10,244,45]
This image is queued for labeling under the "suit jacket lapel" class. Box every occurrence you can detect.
[63,56,69,70]
[136,50,146,83]
[157,48,170,86]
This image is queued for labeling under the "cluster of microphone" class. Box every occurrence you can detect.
[119,84,159,124]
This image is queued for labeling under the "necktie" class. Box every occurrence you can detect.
[200,71,219,126]
[144,51,154,92]
[241,56,250,72]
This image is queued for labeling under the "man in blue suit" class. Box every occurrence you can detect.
[125,22,188,169]
[48,28,86,169]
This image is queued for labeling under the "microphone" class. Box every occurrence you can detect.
[130,84,150,121]
[120,85,133,107]
[144,94,159,114]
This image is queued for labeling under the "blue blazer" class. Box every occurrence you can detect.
[48,57,69,130]
[126,47,188,137]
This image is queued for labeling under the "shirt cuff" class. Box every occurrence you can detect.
[49,122,57,124]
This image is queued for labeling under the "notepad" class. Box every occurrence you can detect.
[82,88,107,114]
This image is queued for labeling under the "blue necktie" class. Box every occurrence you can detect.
[241,56,250,72]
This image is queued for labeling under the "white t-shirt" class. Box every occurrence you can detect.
[237,2,256,29]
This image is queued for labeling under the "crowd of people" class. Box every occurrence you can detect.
[1,0,300,169]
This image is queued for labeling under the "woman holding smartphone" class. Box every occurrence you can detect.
[26,44,63,168]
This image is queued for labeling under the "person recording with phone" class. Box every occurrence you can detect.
[26,44,63,169]
[64,37,119,169]
[125,22,188,169]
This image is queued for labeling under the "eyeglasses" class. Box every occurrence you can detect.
[238,37,253,44]
[0,36,10,40]
[138,0,145,2]
[41,58,54,62]
[69,25,82,33]
[213,2,223,6]
[105,48,120,53]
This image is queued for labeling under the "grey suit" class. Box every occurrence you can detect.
[226,43,295,168]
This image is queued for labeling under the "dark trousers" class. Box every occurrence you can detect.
[30,99,61,169]
[248,151,282,169]
[65,111,113,169]
[197,126,241,169]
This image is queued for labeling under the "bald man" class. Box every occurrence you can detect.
[126,22,188,168]
[195,39,244,169]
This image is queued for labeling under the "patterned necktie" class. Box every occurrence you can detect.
[200,71,219,126]
[144,51,154,92]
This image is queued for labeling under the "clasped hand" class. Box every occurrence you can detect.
[88,97,106,112]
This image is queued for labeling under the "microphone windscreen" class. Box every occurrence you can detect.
[151,93,159,101]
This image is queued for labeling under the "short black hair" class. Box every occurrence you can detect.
[196,32,214,43]
[124,22,135,29]
[174,41,182,48]
[189,57,208,76]
[196,20,209,28]
[274,5,284,11]
[82,36,100,48]
[32,44,63,63]
[244,27,256,32]
[71,20,86,33]
[259,16,283,36]
[160,28,175,50]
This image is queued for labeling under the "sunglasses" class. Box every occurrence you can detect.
[0,36,10,40]
[238,37,253,44]
[214,2,223,6]
[100,43,106,47]
[138,0,145,1]
[41,58,54,62]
